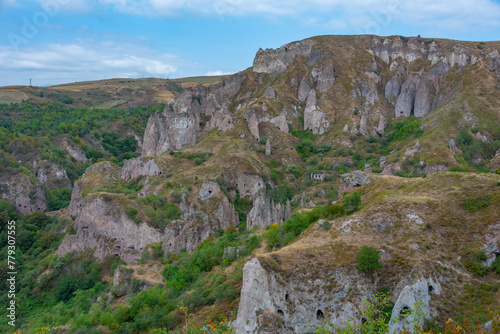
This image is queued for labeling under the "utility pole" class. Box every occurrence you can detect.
[29,78,32,87]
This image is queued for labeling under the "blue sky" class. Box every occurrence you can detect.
[1,0,500,86]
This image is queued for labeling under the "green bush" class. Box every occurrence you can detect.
[492,256,500,274]
[342,191,362,215]
[126,207,139,220]
[387,119,422,142]
[296,139,315,159]
[356,246,383,273]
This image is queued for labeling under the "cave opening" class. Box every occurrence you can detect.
[316,309,324,320]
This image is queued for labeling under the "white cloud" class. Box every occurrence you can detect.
[0,39,182,86]
[205,70,232,76]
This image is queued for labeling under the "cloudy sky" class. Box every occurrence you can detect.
[1,0,500,86]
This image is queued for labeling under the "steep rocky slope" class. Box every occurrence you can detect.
[3,34,500,333]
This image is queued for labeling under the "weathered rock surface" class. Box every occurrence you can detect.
[395,75,420,117]
[142,75,245,156]
[0,171,47,216]
[375,115,387,135]
[414,79,431,117]
[385,75,403,99]
[246,190,291,229]
[56,137,89,163]
[236,173,265,198]
[359,114,368,135]
[405,140,421,155]
[265,139,271,156]
[389,277,441,334]
[198,180,221,200]
[424,164,449,175]
[265,86,276,99]
[30,159,71,189]
[449,139,457,153]
[298,78,311,102]
[253,39,317,74]
[248,114,260,140]
[338,170,371,198]
[270,113,289,133]
[121,157,161,180]
[304,89,329,134]
[235,257,371,334]
[58,193,164,264]
[313,61,335,93]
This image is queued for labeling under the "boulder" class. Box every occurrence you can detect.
[265,86,276,99]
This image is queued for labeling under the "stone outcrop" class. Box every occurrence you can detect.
[0,171,47,216]
[312,61,335,93]
[56,137,89,163]
[265,86,276,99]
[359,114,368,135]
[449,139,457,153]
[198,180,221,200]
[375,115,387,135]
[298,79,311,102]
[388,277,441,334]
[385,75,403,100]
[58,193,164,264]
[482,241,499,267]
[236,173,265,198]
[424,164,449,175]
[163,198,239,254]
[338,170,371,198]
[142,75,246,156]
[246,190,291,229]
[235,257,371,334]
[269,113,289,133]
[216,196,239,230]
[30,159,71,189]
[253,39,317,74]
[395,75,420,117]
[121,157,161,180]
[414,79,431,117]
[265,139,271,156]
[405,140,421,155]
[304,89,329,134]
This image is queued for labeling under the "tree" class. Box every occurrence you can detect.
[357,246,383,273]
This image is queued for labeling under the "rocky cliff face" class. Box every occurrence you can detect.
[235,257,442,334]
[58,162,240,263]
[0,171,47,216]
[142,74,246,156]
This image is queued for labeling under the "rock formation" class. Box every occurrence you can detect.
[253,39,318,74]
[142,75,246,156]
[304,89,329,134]
[388,277,441,334]
[265,139,271,156]
[236,173,265,198]
[338,170,371,198]
[312,61,335,93]
[198,180,221,200]
[265,86,276,99]
[121,157,161,180]
[0,172,47,216]
[246,189,291,229]
[235,257,370,334]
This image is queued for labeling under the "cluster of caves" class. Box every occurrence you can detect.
[275,284,435,323]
